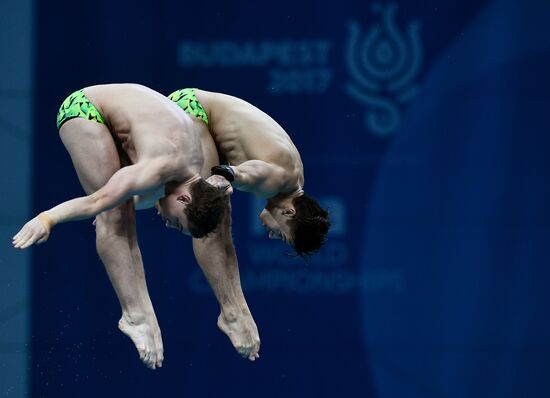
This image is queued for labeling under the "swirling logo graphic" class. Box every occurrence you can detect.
[346,3,422,137]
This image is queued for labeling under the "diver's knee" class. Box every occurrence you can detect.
[94,208,128,237]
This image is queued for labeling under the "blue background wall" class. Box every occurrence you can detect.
[15,0,550,397]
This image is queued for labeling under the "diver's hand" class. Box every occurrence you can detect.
[206,174,233,195]
[12,213,53,249]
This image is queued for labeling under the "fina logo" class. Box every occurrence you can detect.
[346,3,422,137]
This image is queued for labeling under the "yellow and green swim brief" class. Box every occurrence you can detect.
[56,89,106,130]
[168,88,209,125]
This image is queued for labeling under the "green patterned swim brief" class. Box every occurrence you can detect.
[167,88,209,125]
[56,89,106,129]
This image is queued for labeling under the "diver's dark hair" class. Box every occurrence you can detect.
[185,179,226,238]
[288,193,330,258]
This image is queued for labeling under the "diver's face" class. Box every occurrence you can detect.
[156,195,191,236]
[259,206,294,245]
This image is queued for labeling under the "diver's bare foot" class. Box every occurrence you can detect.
[217,311,260,361]
[118,314,164,369]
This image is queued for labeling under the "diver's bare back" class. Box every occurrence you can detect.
[85,84,202,177]
[196,89,304,184]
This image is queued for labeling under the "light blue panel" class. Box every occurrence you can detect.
[0,0,34,397]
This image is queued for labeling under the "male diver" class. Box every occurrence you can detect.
[13,84,260,368]
[169,88,330,257]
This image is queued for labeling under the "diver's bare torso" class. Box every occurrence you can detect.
[84,83,204,180]
[195,89,304,193]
